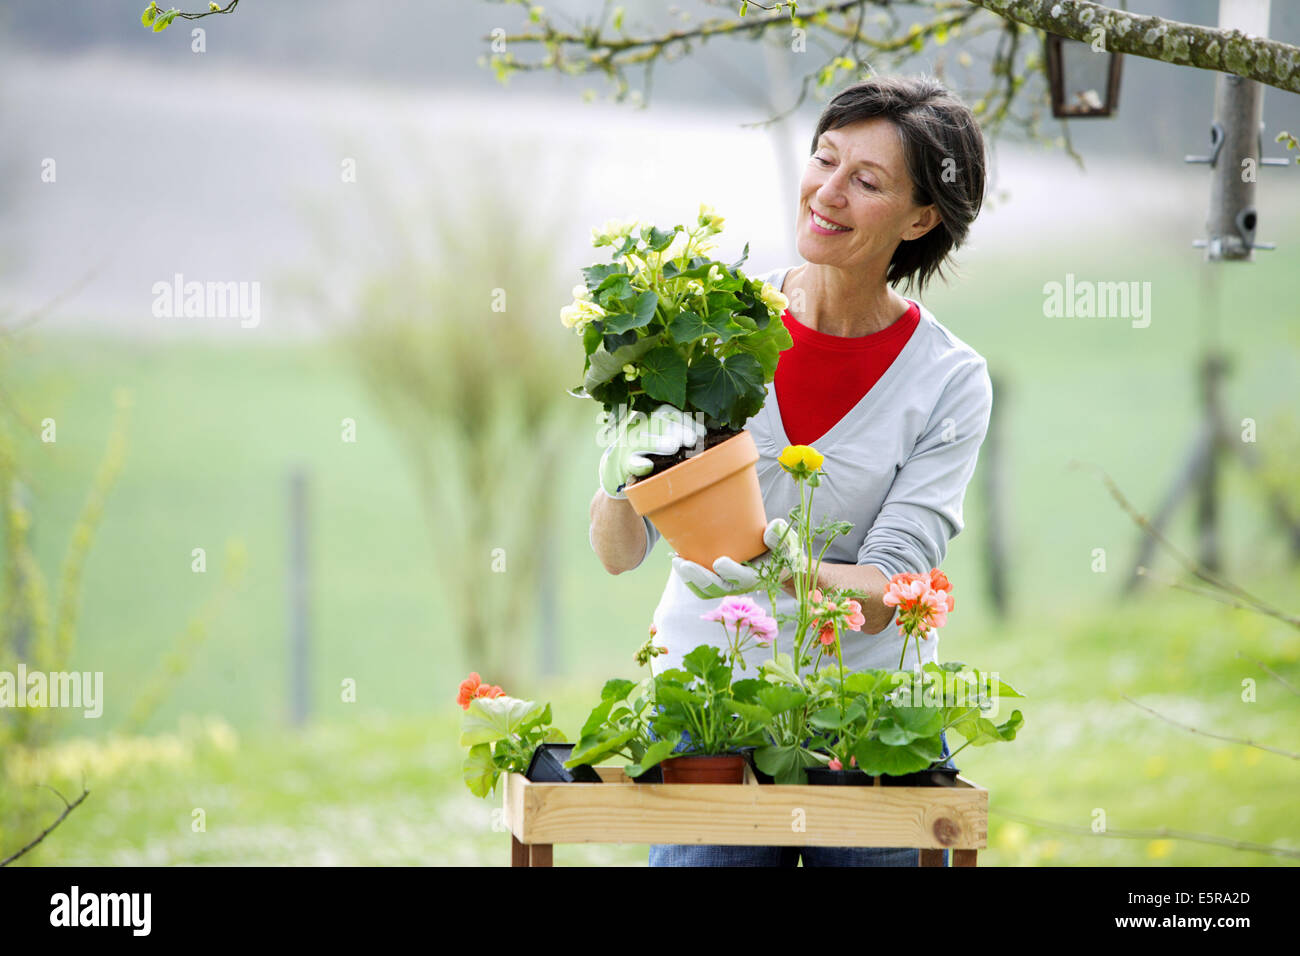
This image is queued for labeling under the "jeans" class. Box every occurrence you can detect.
[647,731,957,867]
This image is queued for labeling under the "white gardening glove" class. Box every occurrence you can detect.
[598,404,707,499]
[672,518,807,599]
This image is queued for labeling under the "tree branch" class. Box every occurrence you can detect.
[965,0,1300,94]
[1121,694,1300,761]
[0,785,90,867]
[989,807,1300,860]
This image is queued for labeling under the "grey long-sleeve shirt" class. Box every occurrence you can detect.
[593,265,994,679]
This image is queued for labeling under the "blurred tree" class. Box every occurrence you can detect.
[295,151,582,690]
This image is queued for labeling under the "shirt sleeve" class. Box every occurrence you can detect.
[857,357,993,578]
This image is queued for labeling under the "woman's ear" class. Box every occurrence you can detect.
[904,204,941,241]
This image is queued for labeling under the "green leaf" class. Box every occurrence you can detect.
[152,7,178,31]
[760,653,801,687]
[458,695,545,748]
[852,734,943,777]
[754,743,801,779]
[584,336,658,392]
[638,345,688,407]
[463,743,498,798]
[682,644,724,679]
[602,290,658,335]
[579,699,615,738]
[517,701,553,735]
[644,225,677,251]
[582,321,603,356]
[756,684,806,716]
[651,682,700,709]
[725,699,773,725]
[685,352,765,427]
[890,703,946,738]
[583,261,628,290]
[625,734,681,778]
[953,710,1024,747]
[729,242,750,271]
[843,670,889,698]
[601,678,636,702]
[729,315,793,380]
[141,2,158,26]
[566,727,637,767]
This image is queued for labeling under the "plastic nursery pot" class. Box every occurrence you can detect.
[622,430,767,568]
[878,764,961,788]
[630,765,663,784]
[660,754,748,784]
[738,746,775,785]
[524,743,603,784]
[804,766,877,786]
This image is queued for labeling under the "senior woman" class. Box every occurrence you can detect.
[589,75,992,867]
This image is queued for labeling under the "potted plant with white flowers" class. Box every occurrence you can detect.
[562,204,793,568]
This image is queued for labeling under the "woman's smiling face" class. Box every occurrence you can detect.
[797,117,940,273]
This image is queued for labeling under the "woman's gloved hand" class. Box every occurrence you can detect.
[598,404,707,499]
[672,518,807,599]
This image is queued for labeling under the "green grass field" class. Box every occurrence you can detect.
[3,229,1299,865]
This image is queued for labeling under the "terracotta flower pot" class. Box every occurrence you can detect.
[623,430,767,568]
[660,754,747,784]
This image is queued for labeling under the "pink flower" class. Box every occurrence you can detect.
[883,569,957,640]
[828,757,843,771]
[701,596,778,645]
[844,599,865,631]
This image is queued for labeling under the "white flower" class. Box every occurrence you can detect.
[572,283,593,302]
[591,217,639,247]
[560,298,605,332]
[622,363,638,381]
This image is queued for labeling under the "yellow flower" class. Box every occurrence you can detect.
[759,280,789,316]
[698,202,725,232]
[779,444,824,477]
[1146,839,1175,860]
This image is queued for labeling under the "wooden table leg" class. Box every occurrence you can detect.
[918,849,945,867]
[952,849,978,867]
[511,835,529,867]
[529,843,553,867]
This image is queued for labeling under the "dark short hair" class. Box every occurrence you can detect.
[810,75,986,297]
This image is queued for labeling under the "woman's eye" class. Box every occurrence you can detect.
[814,156,875,190]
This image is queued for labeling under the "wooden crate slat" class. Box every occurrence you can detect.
[504,772,987,849]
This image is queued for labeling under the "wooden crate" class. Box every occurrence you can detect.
[502,764,987,867]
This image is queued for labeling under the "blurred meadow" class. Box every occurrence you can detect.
[1,0,1298,866]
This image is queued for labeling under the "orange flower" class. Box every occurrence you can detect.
[457,672,505,710]
[929,568,952,593]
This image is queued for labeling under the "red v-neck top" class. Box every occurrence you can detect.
[773,300,921,447]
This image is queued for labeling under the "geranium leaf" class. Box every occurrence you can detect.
[463,743,497,798]
[458,695,545,748]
